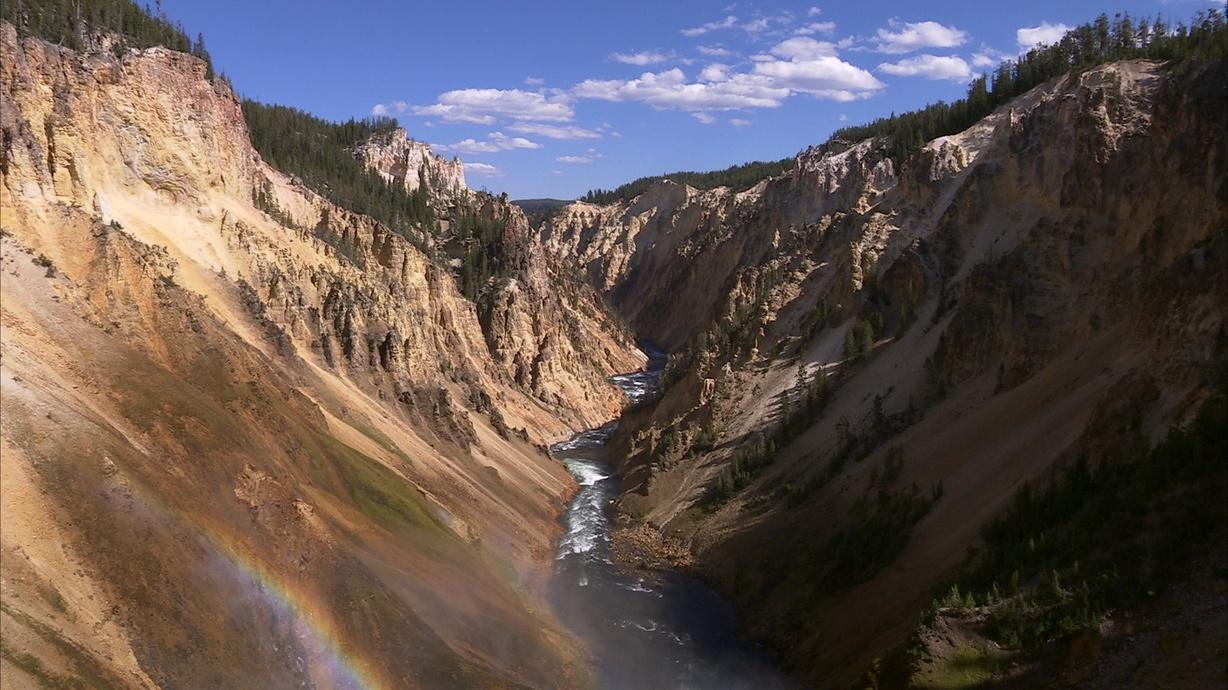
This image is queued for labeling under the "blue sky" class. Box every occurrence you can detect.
[161,0,1221,198]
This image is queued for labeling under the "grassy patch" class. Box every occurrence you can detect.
[113,344,437,536]
[916,645,1004,690]
[344,418,417,470]
[326,437,438,533]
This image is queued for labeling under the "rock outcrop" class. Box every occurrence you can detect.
[354,127,467,200]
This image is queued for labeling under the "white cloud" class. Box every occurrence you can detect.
[878,54,974,81]
[729,117,752,126]
[611,50,673,66]
[370,101,408,116]
[682,13,791,37]
[488,131,541,149]
[413,88,573,124]
[753,40,884,99]
[770,37,838,60]
[697,45,733,57]
[681,15,738,36]
[569,32,880,117]
[446,132,541,154]
[794,21,836,36]
[449,138,499,153]
[742,17,771,33]
[699,63,730,82]
[693,112,717,124]
[808,6,822,16]
[573,68,789,110]
[1017,22,1071,51]
[971,53,997,68]
[524,76,545,86]
[507,123,602,139]
[970,46,1009,68]
[556,155,594,163]
[874,20,967,54]
[741,13,794,35]
[463,162,502,176]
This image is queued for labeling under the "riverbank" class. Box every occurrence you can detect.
[545,351,799,689]
[610,518,696,573]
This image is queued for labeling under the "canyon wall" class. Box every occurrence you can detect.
[540,59,1227,687]
[0,24,640,689]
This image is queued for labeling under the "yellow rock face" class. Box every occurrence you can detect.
[0,23,639,689]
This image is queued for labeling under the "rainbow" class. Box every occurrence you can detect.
[119,477,392,690]
[203,530,391,690]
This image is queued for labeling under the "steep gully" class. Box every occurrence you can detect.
[548,346,798,689]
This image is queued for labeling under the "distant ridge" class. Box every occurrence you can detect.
[512,198,573,224]
[512,198,572,213]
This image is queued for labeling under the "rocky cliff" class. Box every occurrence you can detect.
[477,201,646,421]
[349,128,644,436]
[540,59,1227,687]
[353,127,467,202]
[0,24,640,689]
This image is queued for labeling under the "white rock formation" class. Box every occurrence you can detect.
[353,128,467,198]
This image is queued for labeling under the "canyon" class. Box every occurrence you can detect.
[539,57,1226,687]
[2,11,1226,690]
[541,58,1226,687]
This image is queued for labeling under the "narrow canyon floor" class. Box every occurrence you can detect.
[547,351,799,690]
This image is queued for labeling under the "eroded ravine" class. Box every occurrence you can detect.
[548,349,798,690]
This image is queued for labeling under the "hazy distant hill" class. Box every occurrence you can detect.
[513,198,572,224]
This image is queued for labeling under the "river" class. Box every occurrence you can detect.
[548,350,798,690]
